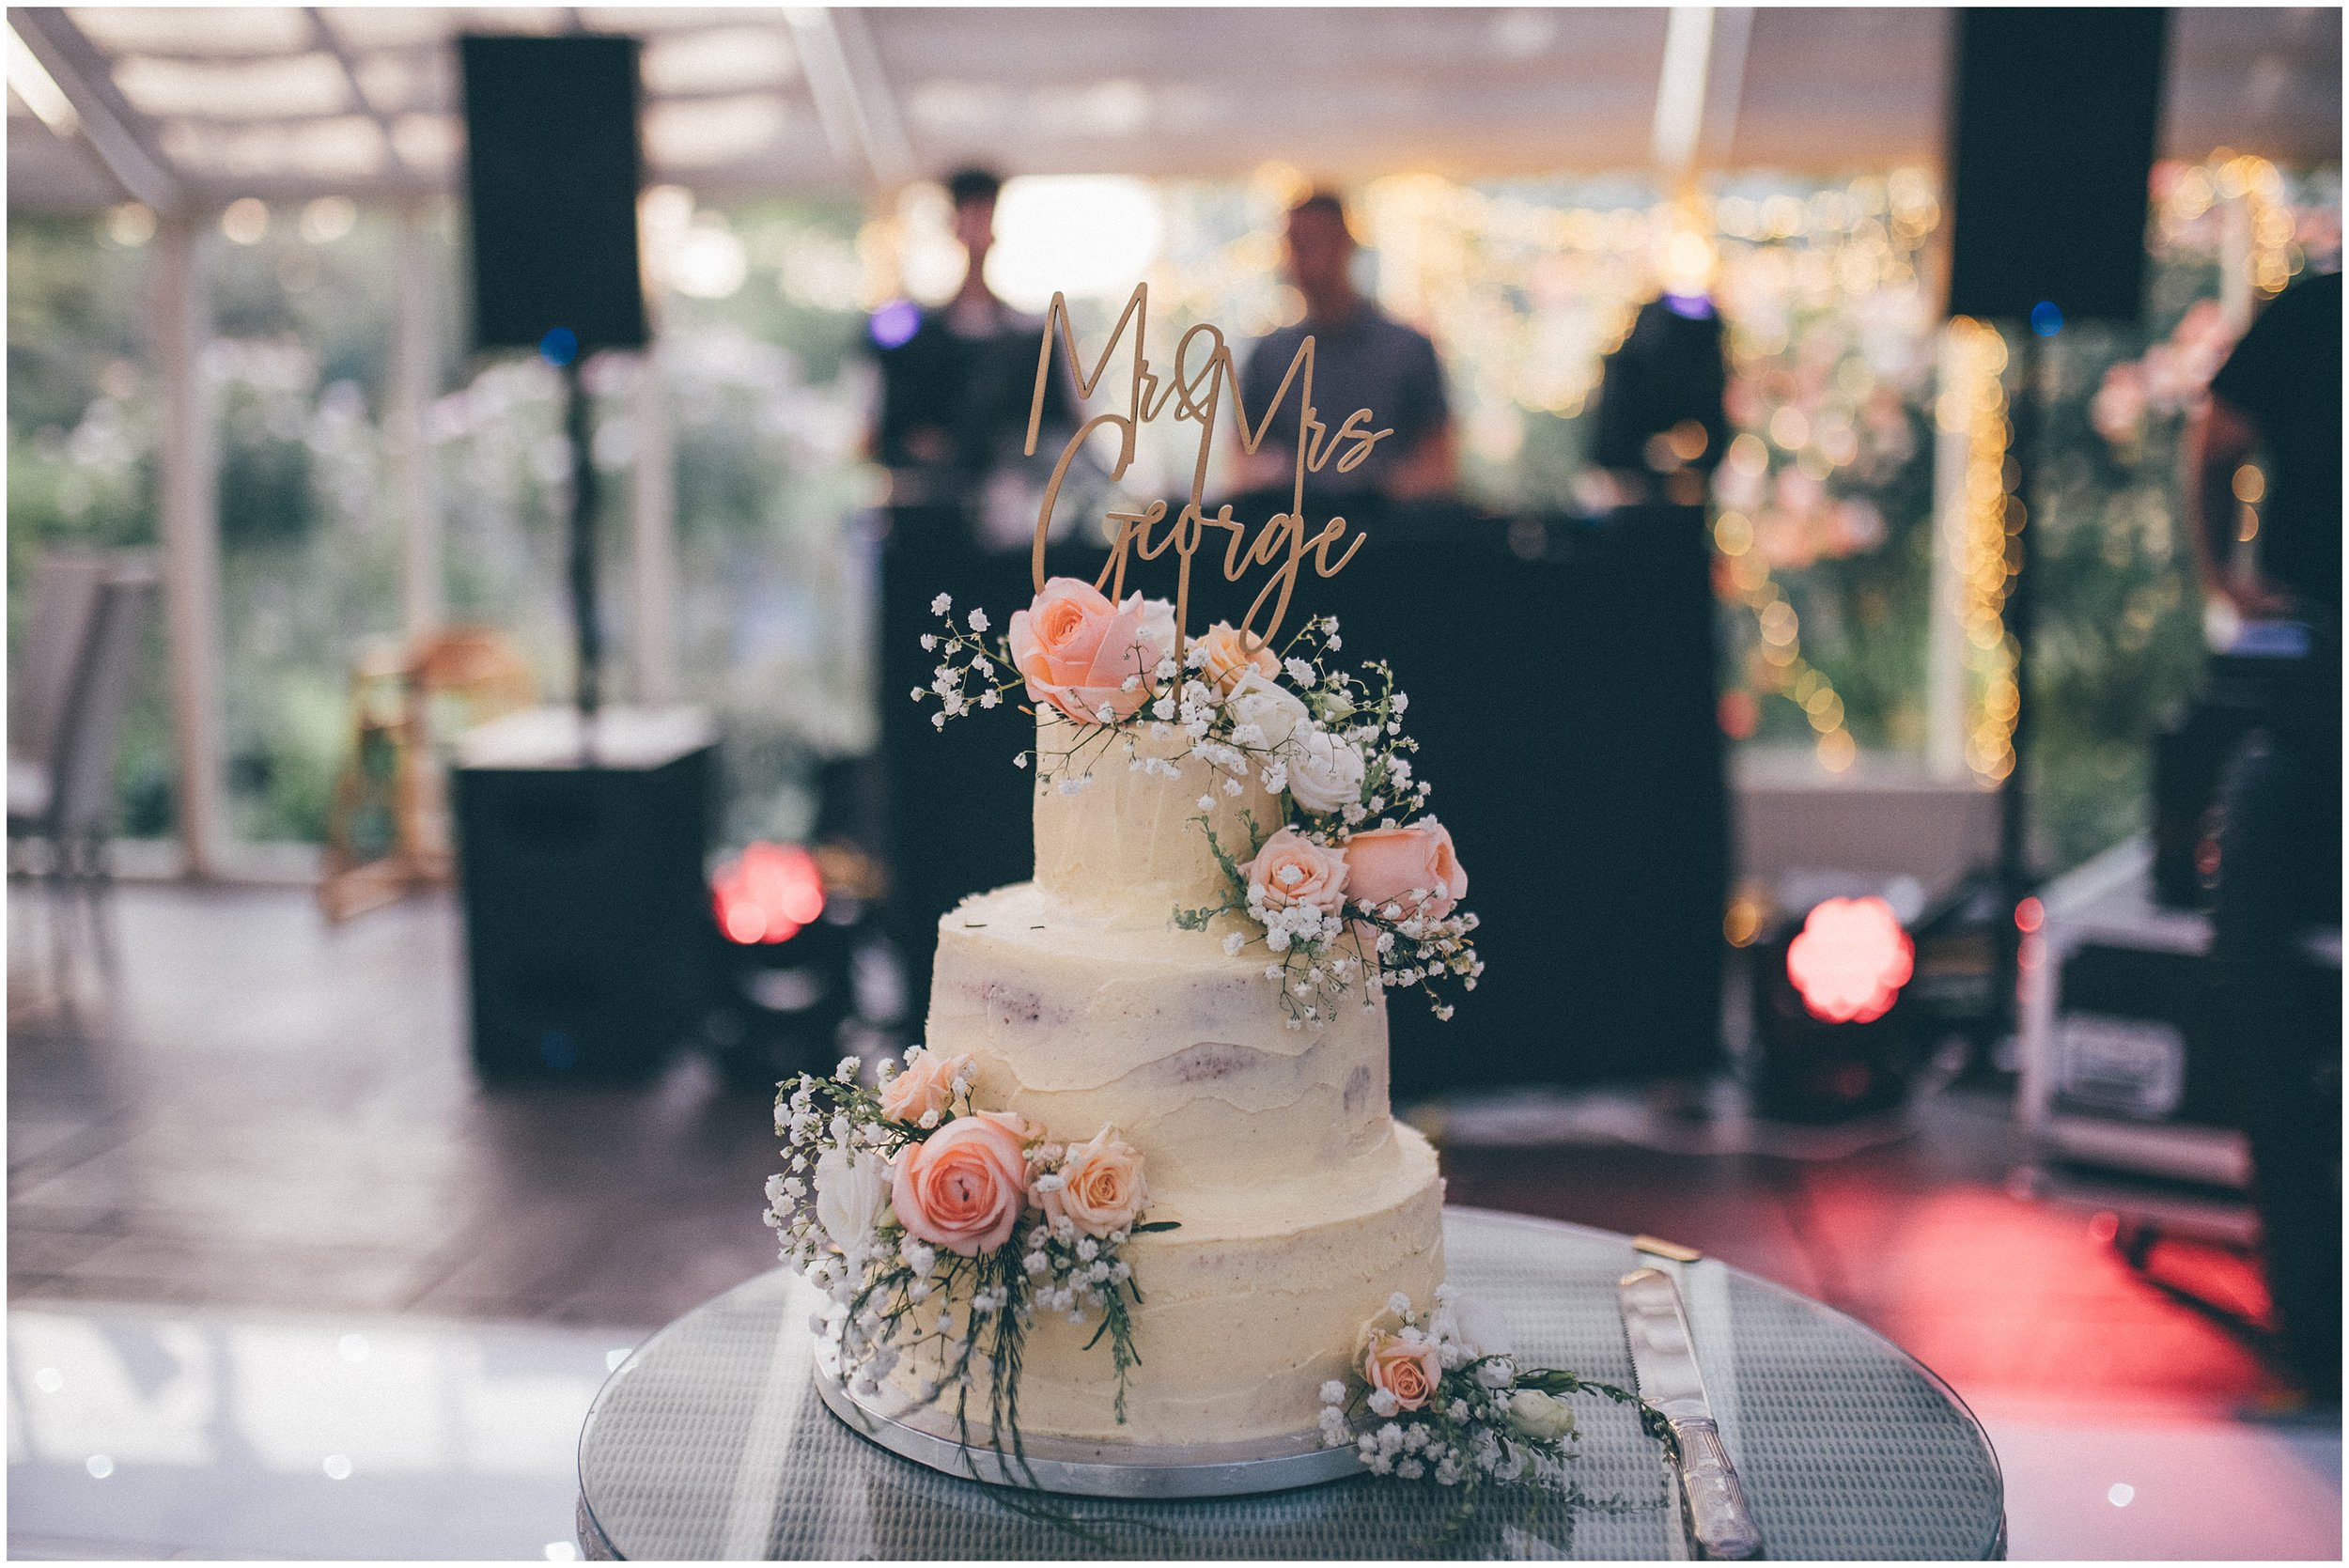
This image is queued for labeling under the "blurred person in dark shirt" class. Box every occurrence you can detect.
[2186,268,2341,1405]
[2192,270,2341,623]
[1233,192,1455,506]
[868,167,1077,550]
[1590,294,1732,508]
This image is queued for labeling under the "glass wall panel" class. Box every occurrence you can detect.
[205,198,411,845]
[7,209,175,840]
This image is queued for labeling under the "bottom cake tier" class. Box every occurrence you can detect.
[883,1123,1446,1446]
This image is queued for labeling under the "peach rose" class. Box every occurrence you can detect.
[891,1110,1035,1257]
[879,1048,968,1126]
[1242,828,1350,914]
[1363,1330,1444,1412]
[1195,621,1280,692]
[1007,578,1162,726]
[1041,1126,1149,1237]
[1345,820,1467,919]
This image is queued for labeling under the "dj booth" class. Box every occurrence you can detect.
[877,498,1730,1094]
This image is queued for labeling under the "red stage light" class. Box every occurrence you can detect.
[2015,895,2046,933]
[713,842,826,944]
[1785,895,1914,1024]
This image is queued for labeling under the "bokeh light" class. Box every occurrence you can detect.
[1785,895,1914,1024]
[713,842,826,944]
[219,197,269,244]
[987,176,1164,313]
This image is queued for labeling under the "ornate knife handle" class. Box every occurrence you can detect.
[1672,1417,1763,1560]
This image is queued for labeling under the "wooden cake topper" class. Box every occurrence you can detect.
[1022,283,1380,660]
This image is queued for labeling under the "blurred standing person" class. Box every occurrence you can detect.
[868,167,1078,551]
[1233,192,1455,506]
[1589,293,1731,508]
[2186,268,2341,1404]
[2191,270,2341,630]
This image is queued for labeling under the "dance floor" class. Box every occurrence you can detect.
[8,881,2339,1559]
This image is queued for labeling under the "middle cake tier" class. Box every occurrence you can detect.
[927,880,1395,1199]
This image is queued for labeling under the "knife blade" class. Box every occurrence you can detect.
[1619,1265,1764,1561]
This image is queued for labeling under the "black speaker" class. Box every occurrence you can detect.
[454,729,716,1082]
[1332,505,1730,1094]
[1945,8,2170,323]
[459,35,649,354]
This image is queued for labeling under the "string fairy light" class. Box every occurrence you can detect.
[2217,151,2299,298]
[2157,148,2328,309]
[1712,506,1859,772]
[1939,315,2017,784]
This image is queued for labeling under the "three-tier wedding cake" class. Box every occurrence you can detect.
[761,283,1620,1495]
[919,715,1446,1444]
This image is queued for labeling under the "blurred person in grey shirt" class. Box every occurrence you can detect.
[1234,192,1455,505]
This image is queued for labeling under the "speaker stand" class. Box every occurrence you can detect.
[563,356,602,765]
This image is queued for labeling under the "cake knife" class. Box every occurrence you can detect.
[1618,1265,1764,1561]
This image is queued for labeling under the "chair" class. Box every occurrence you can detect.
[8,553,110,839]
[318,627,537,922]
[8,551,159,881]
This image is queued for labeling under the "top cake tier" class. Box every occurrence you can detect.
[1032,712,1279,929]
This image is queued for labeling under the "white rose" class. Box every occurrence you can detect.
[1507,1389,1575,1441]
[1473,1358,1517,1389]
[1130,595,1178,660]
[1285,729,1366,814]
[814,1146,891,1253]
[1228,671,1309,753]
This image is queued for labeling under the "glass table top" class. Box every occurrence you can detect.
[577,1207,2003,1560]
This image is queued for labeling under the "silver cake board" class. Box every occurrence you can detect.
[813,1366,1363,1499]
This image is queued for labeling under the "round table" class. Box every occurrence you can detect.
[577,1208,2004,1560]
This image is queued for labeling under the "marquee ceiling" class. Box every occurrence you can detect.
[7,6,2341,212]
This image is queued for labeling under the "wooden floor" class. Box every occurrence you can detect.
[6,880,2303,1424]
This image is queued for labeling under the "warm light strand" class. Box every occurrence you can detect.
[1943,316,2017,784]
[1715,512,1859,772]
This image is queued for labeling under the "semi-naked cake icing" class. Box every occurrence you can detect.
[910,716,1446,1445]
